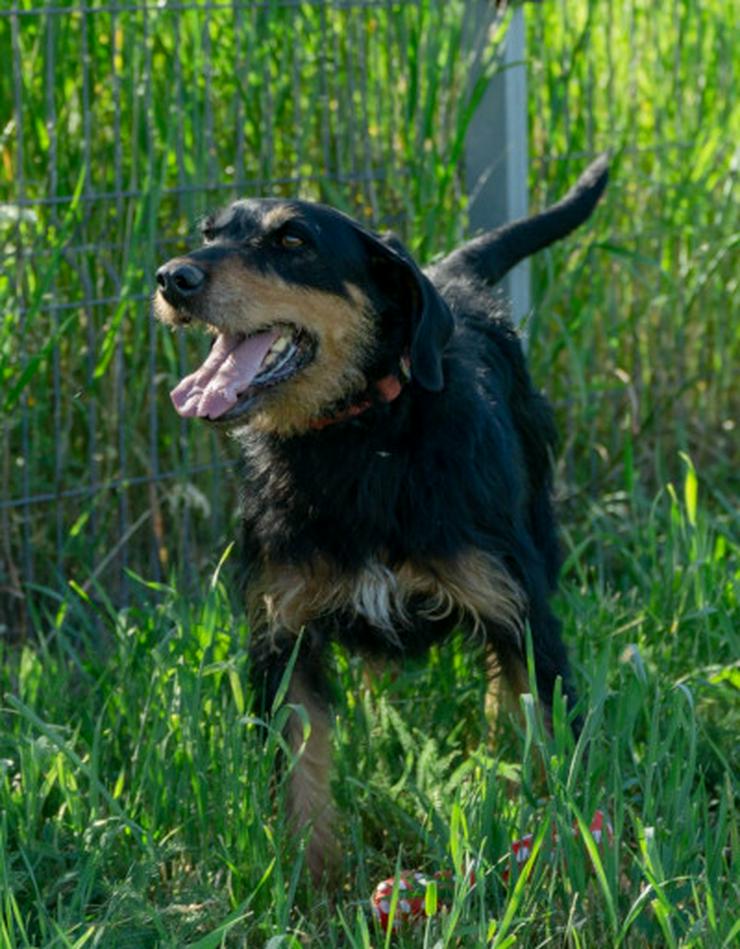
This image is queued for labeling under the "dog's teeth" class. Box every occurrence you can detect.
[254,337,298,383]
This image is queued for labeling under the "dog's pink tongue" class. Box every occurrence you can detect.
[170,329,280,419]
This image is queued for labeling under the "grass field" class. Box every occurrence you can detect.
[1,0,738,945]
[2,473,738,946]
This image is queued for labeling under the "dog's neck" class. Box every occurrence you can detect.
[307,355,411,431]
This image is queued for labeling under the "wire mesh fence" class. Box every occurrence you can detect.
[0,0,508,635]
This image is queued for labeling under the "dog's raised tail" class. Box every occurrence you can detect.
[435,154,609,287]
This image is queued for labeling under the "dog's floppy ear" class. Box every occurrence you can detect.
[352,225,455,392]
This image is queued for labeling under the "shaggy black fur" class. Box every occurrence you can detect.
[242,158,608,717]
[155,155,608,879]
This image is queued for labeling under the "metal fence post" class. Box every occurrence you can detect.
[465,3,530,325]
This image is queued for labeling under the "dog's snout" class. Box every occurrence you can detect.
[156,261,206,303]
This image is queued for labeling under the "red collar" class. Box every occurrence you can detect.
[308,356,410,431]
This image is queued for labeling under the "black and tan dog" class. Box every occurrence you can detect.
[154,157,608,881]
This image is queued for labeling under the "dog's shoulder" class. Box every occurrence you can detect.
[433,274,535,411]
[436,271,560,557]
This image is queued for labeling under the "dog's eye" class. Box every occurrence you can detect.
[280,232,304,249]
[202,225,216,242]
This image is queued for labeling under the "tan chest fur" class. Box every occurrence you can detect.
[248,550,525,646]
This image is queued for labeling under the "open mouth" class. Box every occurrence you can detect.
[170,324,315,422]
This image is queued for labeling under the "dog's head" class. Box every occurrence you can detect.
[154,199,454,434]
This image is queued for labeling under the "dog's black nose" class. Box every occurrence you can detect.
[156,261,206,302]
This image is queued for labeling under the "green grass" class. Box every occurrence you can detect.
[1,0,738,944]
[1,468,737,945]
[526,0,738,499]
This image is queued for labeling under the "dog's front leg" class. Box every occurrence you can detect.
[284,654,339,883]
[248,628,339,884]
